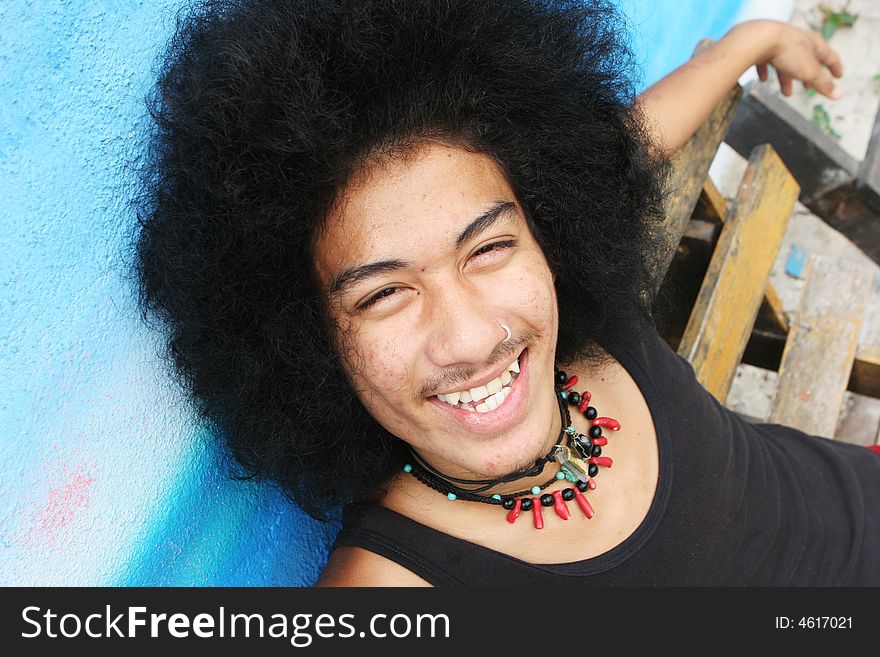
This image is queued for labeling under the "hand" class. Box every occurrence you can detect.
[747,21,844,99]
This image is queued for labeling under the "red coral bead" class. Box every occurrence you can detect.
[589,456,613,468]
[562,375,578,391]
[531,499,544,529]
[552,490,571,520]
[592,417,621,431]
[573,489,595,519]
[578,393,592,412]
[506,498,522,524]
[592,436,608,446]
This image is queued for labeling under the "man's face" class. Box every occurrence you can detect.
[314,142,560,479]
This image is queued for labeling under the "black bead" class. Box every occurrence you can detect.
[555,370,568,385]
[589,425,602,438]
[561,488,575,501]
[591,445,602,457]
[502,497,515,510]
[588,463,599,477]
[585,406,598,419]
[520,497,534,510]
[569,391,581,407]
[576,480,589,492]
[540,493,554,507]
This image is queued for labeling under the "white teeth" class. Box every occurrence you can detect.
[436,354,522,411]
[469,384,489,402]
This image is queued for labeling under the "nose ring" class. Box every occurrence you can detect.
[500,323,512,342]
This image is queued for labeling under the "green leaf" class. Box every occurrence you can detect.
[812,104,842,140]
[818,3,859,40]
[821,15,840,41]
[838,11,858,26]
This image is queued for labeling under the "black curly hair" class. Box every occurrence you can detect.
[133,0,670,521]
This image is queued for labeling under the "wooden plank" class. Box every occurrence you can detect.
[654,38,743,292]
[678,144,799,403]
[834,392,880,447]
[742,334,880,400]
[850,344,880,399]
[725,82,880,263]
[695,177,727,224]
[725,81,859,207]
[769,254,874,436]
[692,178,789,334]
[756,284,789,335]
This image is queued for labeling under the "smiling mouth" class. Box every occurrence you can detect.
[434,355,521,413]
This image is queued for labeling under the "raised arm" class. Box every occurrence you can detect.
[636,19,844,156]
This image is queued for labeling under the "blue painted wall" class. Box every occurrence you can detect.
[0,0,744,585]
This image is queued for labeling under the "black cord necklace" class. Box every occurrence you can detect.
[403,368,621,529]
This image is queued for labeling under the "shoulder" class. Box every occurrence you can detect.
[314,546,433,587]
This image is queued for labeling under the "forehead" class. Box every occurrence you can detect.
[314,143,520,283]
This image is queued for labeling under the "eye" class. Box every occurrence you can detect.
[357,286,399,310]
[471,239,516,259]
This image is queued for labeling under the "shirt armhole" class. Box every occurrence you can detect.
[315,545,434,587]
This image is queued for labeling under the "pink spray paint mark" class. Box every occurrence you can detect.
[24,461,97,550]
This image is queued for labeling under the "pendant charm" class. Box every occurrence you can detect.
[553,445,590,482]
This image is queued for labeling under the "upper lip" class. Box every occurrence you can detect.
[432,348,523,397]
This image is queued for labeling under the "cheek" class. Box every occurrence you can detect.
[504,258,558,327]
[346,330,413,402]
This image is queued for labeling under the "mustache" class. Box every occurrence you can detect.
[416,328,540,399]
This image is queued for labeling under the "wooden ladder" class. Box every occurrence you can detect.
[656,42,880,447]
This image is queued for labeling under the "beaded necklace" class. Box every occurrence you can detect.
[403,369,621,529]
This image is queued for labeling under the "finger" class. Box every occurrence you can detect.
[813,34,844,78]
[821,46,844,78]
[777,71,793,97]
[756,63,768,82]
[812,71,842,99]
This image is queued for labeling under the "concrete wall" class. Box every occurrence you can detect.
[1,0,746,586]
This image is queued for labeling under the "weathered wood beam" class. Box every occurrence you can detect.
[678,144,799,404]
[742,332,880,400]
[654,39,743,292]
[756,284,789,335]
[696,179,790,335]
[850,344,880,400]
[724,81,880,263]
[769,254,874,437]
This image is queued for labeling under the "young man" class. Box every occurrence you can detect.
[135,1,877,586]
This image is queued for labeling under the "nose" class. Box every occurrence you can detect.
[424,280,504,369]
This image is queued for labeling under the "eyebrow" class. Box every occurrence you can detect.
[454,201,517,247]
[328,200,518,298]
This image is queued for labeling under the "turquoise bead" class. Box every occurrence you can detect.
[491,494,502,500]
[556,471,565,480]
[403,464,412,473]
[560,391,568,400]
[447,492,457,501]
[531,485,541,495]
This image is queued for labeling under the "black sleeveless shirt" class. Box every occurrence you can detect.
[333,318,880,586]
